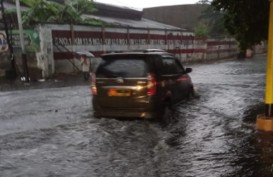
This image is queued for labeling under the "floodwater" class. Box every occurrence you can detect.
[0,55,272,177]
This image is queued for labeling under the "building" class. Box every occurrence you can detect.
[0,1,238,79]
[143,4,209,31]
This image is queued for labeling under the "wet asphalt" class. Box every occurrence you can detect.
[0,55,272,177]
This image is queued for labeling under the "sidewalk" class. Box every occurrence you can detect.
[0,73,90,92]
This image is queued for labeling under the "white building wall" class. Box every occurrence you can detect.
[37,24,240,75]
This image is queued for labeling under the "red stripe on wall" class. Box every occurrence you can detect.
[52,30,195,41]
[129,33,149,39]
[74,31,102,38]
[148,34,194,40]
[52,30,103,38]
[52,30,71,37]
[104,32,127,38]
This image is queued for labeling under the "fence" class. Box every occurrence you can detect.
[44,24,239,74]
[0,24,240,78]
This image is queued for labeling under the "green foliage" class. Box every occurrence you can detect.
[21,0,61,24]
[199,5,229,37]
[68,0,96,14]
[211,0,269,50]
[82,18,108,26]
[15,0,103,25]
[194,22,208,37]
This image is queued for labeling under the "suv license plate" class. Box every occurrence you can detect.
[108,89,131,96]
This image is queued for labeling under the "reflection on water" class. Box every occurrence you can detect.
[0,56,272,177]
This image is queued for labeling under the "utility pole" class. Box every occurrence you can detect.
[15,0,29,82]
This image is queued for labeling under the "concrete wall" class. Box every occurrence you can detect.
[36,25,54,78]
[3,24,264,79]
[40,24,239,74]
[0,28,46,79]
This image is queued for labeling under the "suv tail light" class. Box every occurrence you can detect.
[147,73,157,96]
[91,73,97,96]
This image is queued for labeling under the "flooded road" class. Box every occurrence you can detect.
[0,55,272,177]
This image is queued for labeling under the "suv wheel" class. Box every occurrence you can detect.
[158,102,173,125]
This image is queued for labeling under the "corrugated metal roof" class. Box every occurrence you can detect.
[93,2,142,20]
[1,1,185,31]
[82,14,184,30]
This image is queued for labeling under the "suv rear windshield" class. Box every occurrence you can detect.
[96,58,148,78]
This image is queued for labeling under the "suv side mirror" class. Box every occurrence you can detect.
[185,68,192,73]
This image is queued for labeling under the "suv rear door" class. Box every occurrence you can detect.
[157,56,191,104]
[95,55,150,109]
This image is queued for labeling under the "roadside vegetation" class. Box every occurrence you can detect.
[5,0,269,52]
[195,0,229,38]
[211,0,268,51]
[5,0,106,26]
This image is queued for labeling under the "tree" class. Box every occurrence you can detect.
[50,0,97,24]
[199,5,229,37]
[21,0,61,25]
[211,0,269,51]
[7,0,103,26]
[194,22,208,37]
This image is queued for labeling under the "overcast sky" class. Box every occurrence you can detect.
[94,0,200,10]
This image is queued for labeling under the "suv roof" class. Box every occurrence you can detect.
[102,49,172,57]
